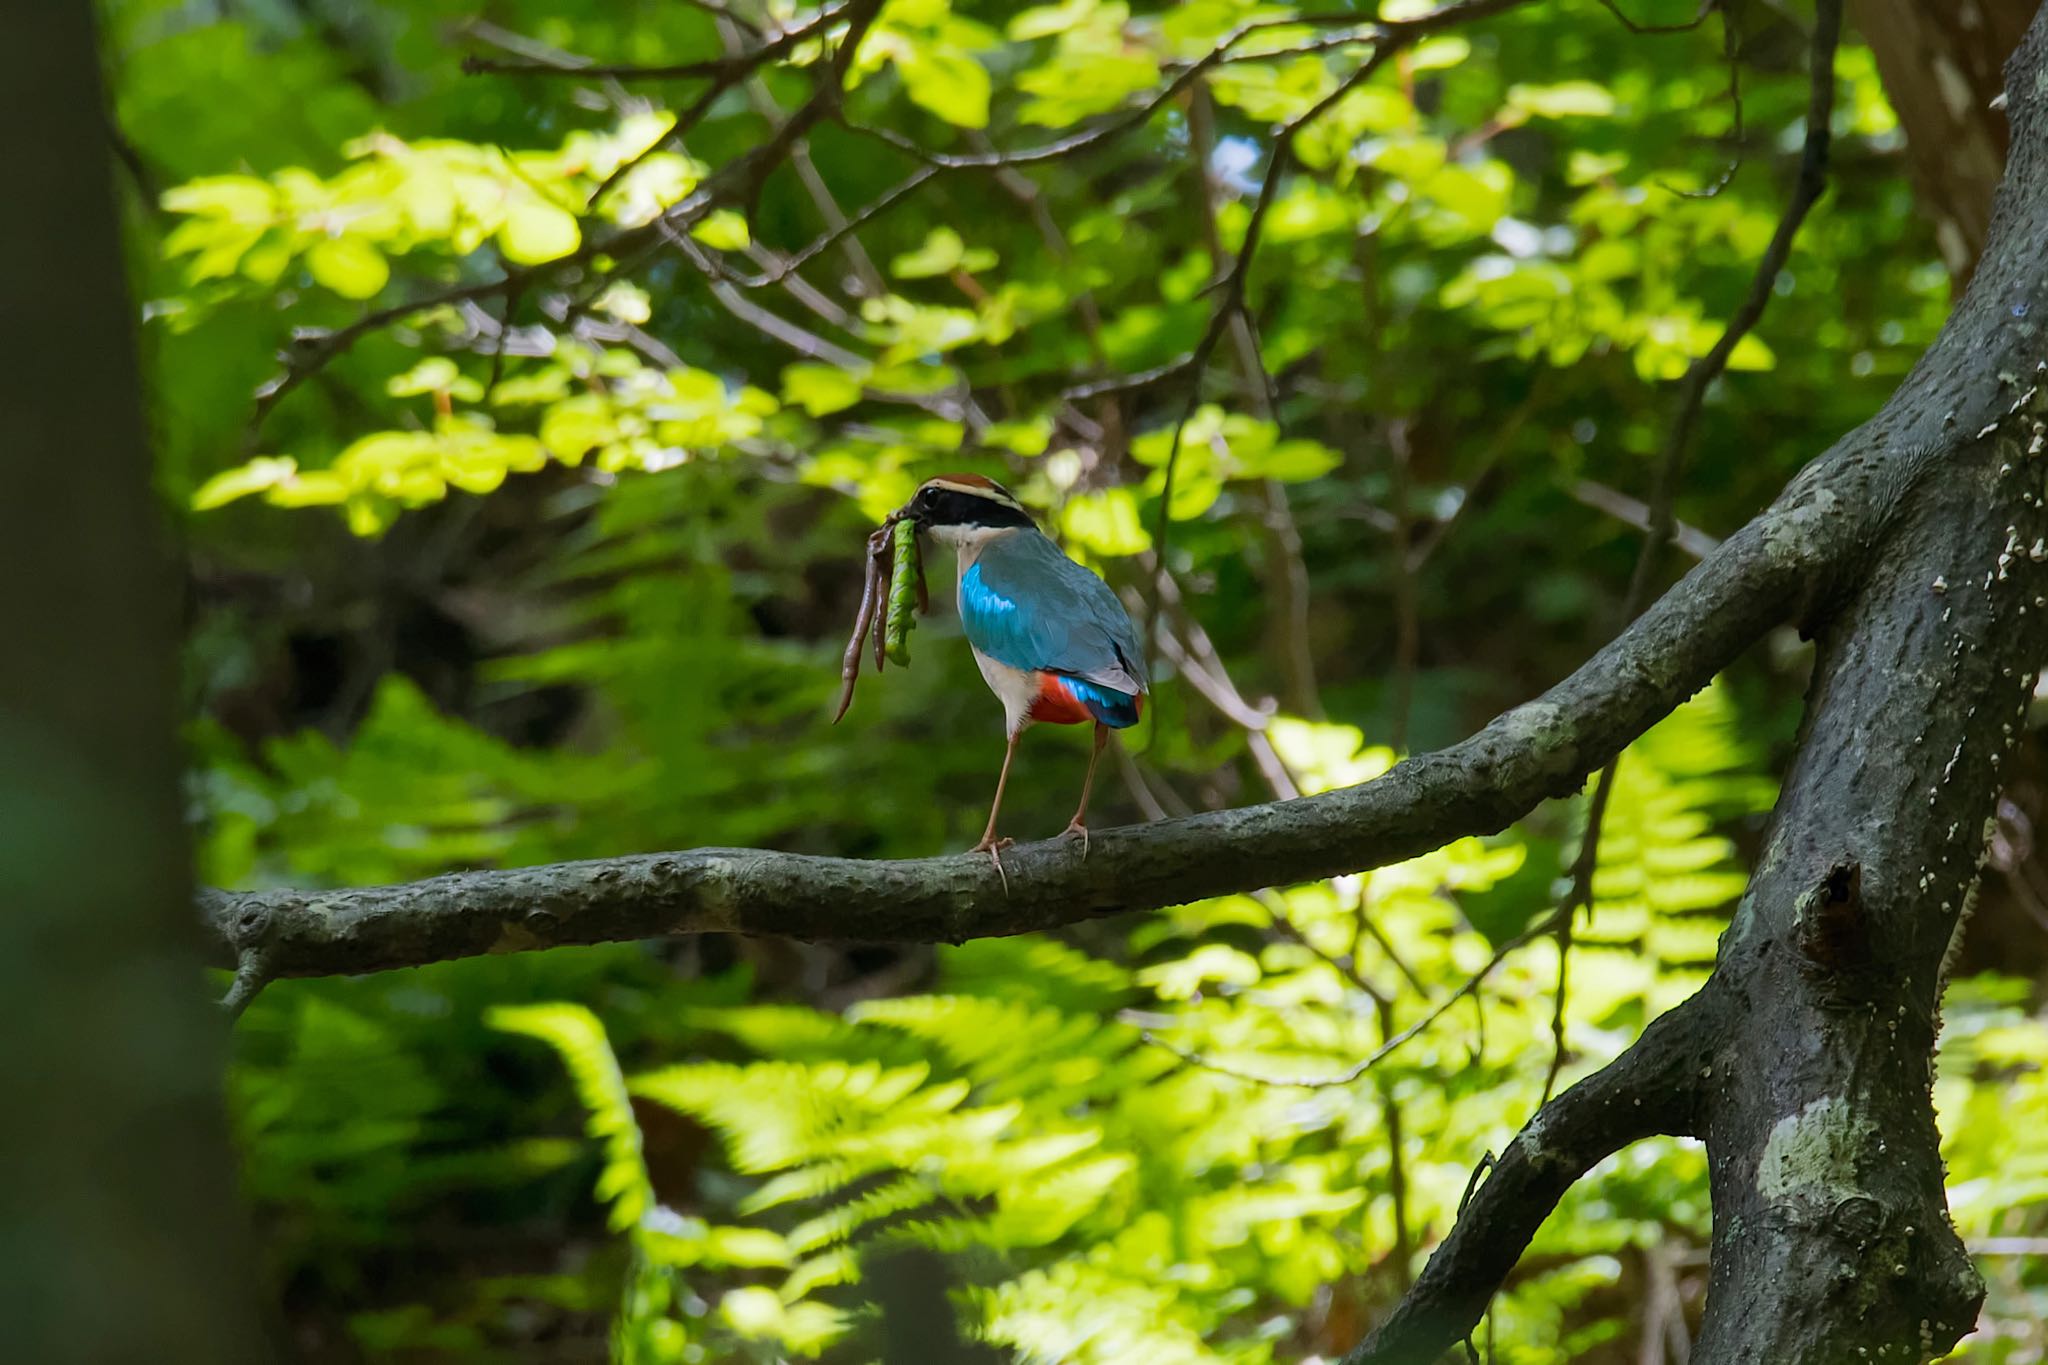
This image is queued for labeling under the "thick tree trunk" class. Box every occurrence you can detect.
[0,7,269,1361]
[1855,0,2033,281]
[1692,11,2048,1351]
[1354,7,2048,1362]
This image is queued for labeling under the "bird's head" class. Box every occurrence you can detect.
[903,473,1035,547]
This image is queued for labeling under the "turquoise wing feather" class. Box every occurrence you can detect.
[960,530,1148,698]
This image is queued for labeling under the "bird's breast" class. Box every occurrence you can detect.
[971,647,1043,734]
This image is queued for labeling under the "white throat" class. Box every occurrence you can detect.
[926,523,1015,574]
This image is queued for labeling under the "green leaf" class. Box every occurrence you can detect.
[1242,438,1342,482]
[266,471,350,507]
[539,395,619,463]
[160,174,274,222]
[489,1004,652,1233]
[691,209,752,251]
[1728,333,1777,371]
[594,281,652,324]
[1060,487,1152,557]
[896,44,992,128]
[1407,36,1470,72]
[1009,0,1097,41]
[1568,149,1629,184]
[498,200,581,265]
[781,364,865,417]
[386,358,460,397]
[1017,48,1158,125]
[1506,81,1617,120]
[305,236,389,299]
[891,227,967,279]
[1137,944,1262,999]
[191,456,297,511]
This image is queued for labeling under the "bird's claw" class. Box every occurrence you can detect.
[970,835,1015,893]
[1061,820,1090,859]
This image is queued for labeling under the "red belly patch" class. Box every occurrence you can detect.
[1027,672,1093,725]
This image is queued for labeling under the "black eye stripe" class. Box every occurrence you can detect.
[916,488,1033,529]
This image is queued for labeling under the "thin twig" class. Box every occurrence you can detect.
[1456,1151,1499,1364]
[1147,556,1302,798]
[1403,379,1547,573]
[664,226,872,368]
[1270,907,1392,1008]
[1660,3,1745,201]
[1595,0,1716,35]
[1147,4,1541,638]
[1623,0,1838,614]
[1377,994,1415,1289]
[1185,79,1321,715]
[719,14,889,298]
[1386,419,1422,749]
[1135,899,1571,1089]
[1570,480,1722,559]
[484,272,525,401]
[465,3,844,81]
[586,0,877,212]
[1530,0,1841,1103]
[1540,759,1621,1104]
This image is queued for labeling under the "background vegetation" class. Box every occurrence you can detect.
[107,0,2048,1357]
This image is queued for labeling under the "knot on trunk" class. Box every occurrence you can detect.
[1796,861,1869,977]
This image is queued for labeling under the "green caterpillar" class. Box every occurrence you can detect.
[884,516,920,665]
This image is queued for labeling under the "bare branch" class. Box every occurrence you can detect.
[1594,0,1717,36]
[1659,2,1745,200]
[462,3,847,81]
[1539,758,1619,1105]
[219,947,275,1020]
[1624,0,1838,612]
[721,15,889,298]
[1569,479,1722,559]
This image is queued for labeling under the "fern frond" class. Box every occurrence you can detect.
[488,1003,651,1233]
[632,1060,964,1171]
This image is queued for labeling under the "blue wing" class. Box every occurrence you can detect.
[960,530,1148,702]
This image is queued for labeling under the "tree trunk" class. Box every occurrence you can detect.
[1855,0,2033,281]
[1354,6,2048,1361]
[0,6,269,1361]
[1691,11,2048,1350]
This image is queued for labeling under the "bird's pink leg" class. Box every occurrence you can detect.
[971,730,1021,888]
[1061,722,1110,857]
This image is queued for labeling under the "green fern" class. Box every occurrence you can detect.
[473,690,1778,1363]
[489,1003,652,1234]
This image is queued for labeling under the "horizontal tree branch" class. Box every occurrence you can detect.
[200,457,1862,980]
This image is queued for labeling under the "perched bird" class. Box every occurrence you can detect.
[903,474,1149,871]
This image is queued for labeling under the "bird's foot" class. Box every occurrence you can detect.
[970,835,1015,893]
[1060,819,1090,859]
